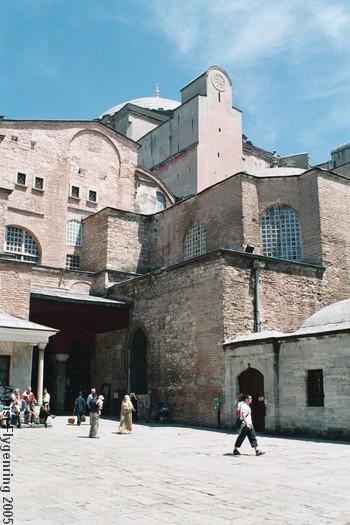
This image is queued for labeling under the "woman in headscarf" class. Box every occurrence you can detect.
[117,395,135,434]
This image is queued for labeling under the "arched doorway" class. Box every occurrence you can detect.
[65,342,90,410]
[130,329,147,394]
[238,367,265,431]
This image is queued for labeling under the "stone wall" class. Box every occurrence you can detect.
[82,208,151,273]
[107,251,327,428]
[0,120,137,269]
[0,261,32,319]
[225,333,350,439]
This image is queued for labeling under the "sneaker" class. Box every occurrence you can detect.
[255,450,265,456]
[233,449,241,455]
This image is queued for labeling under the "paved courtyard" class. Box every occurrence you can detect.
[3,416,350,525]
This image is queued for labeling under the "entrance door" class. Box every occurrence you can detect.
[238,367,265,431]
[65,342,90,411]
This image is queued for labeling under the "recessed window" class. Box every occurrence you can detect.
[34,177,44,190]
[307,369,324,407]
[261,205,302,261]
[70,186,80,199]
[156,192,166,211]
[16,172,26,185]
[66,220,82,246]
[88,190,97,202]
[66,254,80,271]
[184,223,207,261]
[0,356,10,386]
[5,226,39,263]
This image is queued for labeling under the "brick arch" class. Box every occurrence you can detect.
[238,367,265,431]
[69,129,121,174]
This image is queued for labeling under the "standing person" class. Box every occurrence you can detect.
[42,388,51,411]
[144,389,154,422]
[233,394,265,456]
[117,395,135,434]
[86,388,96,424]
[130,393,138,422]
[74,392,85,426]
[89,394,104,438]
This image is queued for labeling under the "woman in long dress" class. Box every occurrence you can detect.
[117,395,135,434]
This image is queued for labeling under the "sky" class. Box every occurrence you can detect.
[1,0,350,165]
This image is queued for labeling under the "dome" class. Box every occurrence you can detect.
[300,299,350,328]
[100,96,181,118]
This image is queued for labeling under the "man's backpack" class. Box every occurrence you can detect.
[89,399,98,413]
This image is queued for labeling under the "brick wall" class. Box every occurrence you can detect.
[0,121,137,269]
[0,261,32,319]
[82,208,150,273]
[105,251,327,427]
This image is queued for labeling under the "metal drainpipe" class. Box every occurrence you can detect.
[253,260,265,332]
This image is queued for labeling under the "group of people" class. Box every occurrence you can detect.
[74,388,105,438]
[0,386,54,428]
[72,389,155,437]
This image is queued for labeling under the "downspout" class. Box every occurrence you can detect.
[253,260,265,332]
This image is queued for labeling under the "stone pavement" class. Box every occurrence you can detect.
[2,416,350,525]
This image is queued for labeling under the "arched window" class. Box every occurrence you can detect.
[261,205,302,261]
[156,192,166,211]
[4,226,39,263]
[183,223,206,261]
[66,220,82,246]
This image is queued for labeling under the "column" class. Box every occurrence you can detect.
[36,343,46,406]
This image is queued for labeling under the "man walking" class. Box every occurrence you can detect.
[233,394,265,456]
[74,392,85,426]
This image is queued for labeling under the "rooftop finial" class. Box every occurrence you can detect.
[155,82,159,98]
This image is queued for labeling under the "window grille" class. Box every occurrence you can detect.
[34,177,44,190]
[88,190,97,202]
[5,226,39,263]
[66,254,80,271]
[261,205,302,261]
[71,185,80,198]
[183,224,206,261]
[307,369,324,407]
[17,172,26,185]
[66,220,82,246]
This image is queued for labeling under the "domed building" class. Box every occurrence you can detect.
[100,92,180,142]
[224,299,350,439]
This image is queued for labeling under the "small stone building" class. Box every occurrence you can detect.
[224,299,350,439]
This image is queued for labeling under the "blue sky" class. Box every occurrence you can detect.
[1,0,350,165]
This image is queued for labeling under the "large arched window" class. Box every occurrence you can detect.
[66,220,82,246]
[261,205,302,261]
[4,226,39,263]
[183,223,206,261]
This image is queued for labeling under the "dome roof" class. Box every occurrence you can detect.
[300,299,350,328]
[100,96,181,118]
